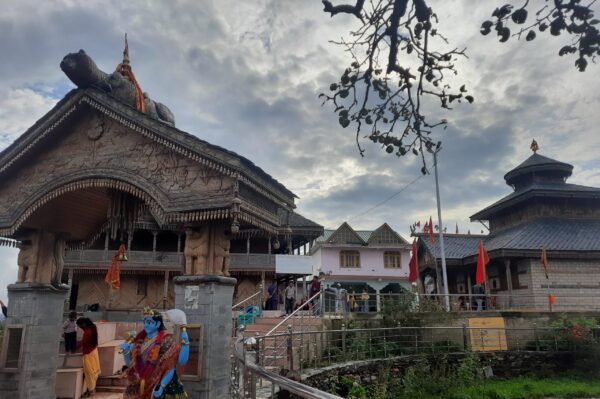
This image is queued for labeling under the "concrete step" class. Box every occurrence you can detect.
[97,375,128,388]
[96,385,126,393]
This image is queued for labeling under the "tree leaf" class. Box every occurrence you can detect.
[511,8,528,24]
[526,30,536,41]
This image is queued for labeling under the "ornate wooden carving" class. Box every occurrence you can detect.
[0,110,235,235]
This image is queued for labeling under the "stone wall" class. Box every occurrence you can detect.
[304,351,576,393]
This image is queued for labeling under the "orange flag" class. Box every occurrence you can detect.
[475,240,489,285]
[429,216,435,244]
[105,244,125,290]
[541,247,549,279]
[409,239,419,284]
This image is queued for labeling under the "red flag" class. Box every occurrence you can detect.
[475,240,489,285]
[429,216,435,244]
[105,244,126,290]
[541,247,549,279]
[409,239,419,284]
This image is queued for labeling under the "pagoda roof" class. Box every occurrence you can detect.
[504,153,573,185]
[0,88,297,206]
[418,218,600,265]
[470,182,600,221]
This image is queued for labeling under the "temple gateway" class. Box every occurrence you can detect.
[0,45,320,398]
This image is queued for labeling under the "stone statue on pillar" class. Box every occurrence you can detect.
[17,230,66,286]
[184,227,210,275]
[184,224,231,277]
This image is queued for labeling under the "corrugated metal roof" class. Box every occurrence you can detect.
[485,218,600,252]
[471,182,600,220]
[420,234,483,260]
[421,218,600,261]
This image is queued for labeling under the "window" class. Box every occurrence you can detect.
[340,250,360,268]
[384,251,402,269]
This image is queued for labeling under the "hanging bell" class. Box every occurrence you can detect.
[117,251,128,262]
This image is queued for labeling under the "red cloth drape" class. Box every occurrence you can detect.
[475,240,489,285]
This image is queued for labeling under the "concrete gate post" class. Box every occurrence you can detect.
[0,283,68,398]
[174,275,236,399]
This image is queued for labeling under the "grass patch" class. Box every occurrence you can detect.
[453,377,600,399]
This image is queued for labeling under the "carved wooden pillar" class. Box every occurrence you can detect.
[268,237,271,254]
[246,236,250,264]
[66,268,74,310]
[152,231,158,261]
[467,273,473,310]
[505,259,513,307]
[177,233,182,253]
[163,270,170,309]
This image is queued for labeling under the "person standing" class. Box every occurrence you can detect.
[266,280,278,311]
[63,311,78,354]
[309,275,322,315]
[285,281,295,315]
[76,317,101,397]
[361,289,370,312]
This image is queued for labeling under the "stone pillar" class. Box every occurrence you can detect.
[0,283,69,398]
[174,275,236,399]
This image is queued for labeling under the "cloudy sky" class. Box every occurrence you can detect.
[0,0,598,302]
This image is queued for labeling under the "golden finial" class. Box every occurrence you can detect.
[530,139,539,153]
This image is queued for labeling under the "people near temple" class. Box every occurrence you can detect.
[333,283,346,314]
[473,284,486,311]
[63,311,78,354]
[360,289,370,312]
[285,281,295,315]
[347,288,358,312]
[76,317,101,397]
[265,280,279,310]
[119,308,189,399]
[0,299,7,318]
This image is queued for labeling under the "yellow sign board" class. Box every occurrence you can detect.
[468,317,508,351]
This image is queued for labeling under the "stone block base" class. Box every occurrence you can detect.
[0,283,68,398]
[174,275,236,399]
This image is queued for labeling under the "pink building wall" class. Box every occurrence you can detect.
[317,246,410,278]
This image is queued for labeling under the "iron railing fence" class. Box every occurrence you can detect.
[259,291,324,371]
[231,334,343,399]
[255,325,600,373]
[233,289,264,336]
[320,291,600,316]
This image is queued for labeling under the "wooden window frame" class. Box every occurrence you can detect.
[339,250,361,268]
[383,251,402,269]
[177,324,204,381]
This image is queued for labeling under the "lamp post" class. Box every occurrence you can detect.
[432,147,450,311]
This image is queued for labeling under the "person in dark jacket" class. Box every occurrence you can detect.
[0,299,7,318]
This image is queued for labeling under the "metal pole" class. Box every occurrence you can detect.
[433,149,450,311]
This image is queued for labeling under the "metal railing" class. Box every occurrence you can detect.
[258,290,323,372]
[231,330,343,399]
[233,289,264,313]
[233,289,264,336]
[232,324,599,397]
[255,325,600,372]
[319,291,600,316]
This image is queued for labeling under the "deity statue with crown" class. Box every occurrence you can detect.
[119,307,189,398]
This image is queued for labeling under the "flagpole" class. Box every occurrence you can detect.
[433,148,450,311]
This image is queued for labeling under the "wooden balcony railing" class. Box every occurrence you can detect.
[64,250,277,270]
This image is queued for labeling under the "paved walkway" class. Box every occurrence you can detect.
[92,393,123,399]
